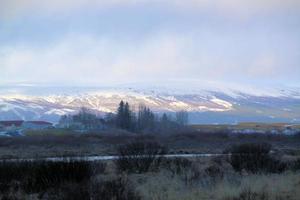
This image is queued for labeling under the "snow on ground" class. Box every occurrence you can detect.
[210,98,232,110]
[0,83,299,123]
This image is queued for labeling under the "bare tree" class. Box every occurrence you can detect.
[176,110,189,126]
[137,104,155,132]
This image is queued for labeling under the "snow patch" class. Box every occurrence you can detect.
[210,98,232,109]
[170,101,189,108]
[45,108,75,116]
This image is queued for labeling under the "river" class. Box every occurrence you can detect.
[0,153,228,162]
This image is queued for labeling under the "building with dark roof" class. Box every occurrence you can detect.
[0,120,24,128]
[0,120,53,130]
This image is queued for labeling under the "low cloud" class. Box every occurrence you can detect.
[0,33,190,84]
[0,32,299,85]
[1,0,300,20]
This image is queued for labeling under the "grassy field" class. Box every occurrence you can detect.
[0,128,300,159]
[190,122,300,132]
[133,166,300,200]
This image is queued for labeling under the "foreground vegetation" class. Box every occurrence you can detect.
[0,130,299,159]
[0,141,299,200]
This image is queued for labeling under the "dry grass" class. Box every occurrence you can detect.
[216,173,300,200]
[128,156,300,200]
[0,130,300,159]
[0,154,299,200]
[190,123,300,132]
[132,170,300,200]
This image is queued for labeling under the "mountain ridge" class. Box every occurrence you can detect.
[0,83,299,124]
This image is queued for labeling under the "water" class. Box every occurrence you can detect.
[0,153,228,162]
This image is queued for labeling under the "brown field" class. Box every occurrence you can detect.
[190,122,300,131]
[0,130,300,200]
[0,127,299,159]
[1,155,300,200]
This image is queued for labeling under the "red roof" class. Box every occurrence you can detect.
[0,121,24,127]
[0,121,53,127]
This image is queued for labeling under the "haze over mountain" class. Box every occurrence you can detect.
[0,81,299,124]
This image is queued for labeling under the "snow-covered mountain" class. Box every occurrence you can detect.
[0,82,299,124]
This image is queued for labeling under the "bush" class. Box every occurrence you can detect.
[41,176,140,200]
[0,160,106,194]
[162,157,193,177]
[205,164,224,180]
[91,177,141,200]
[223,188,269,200]
[289,159,300,172]
[45,182,90,200]
[25,161,93,193]
[115,140,167,173]
[161,157,204,186]
[228,143,286,173]
[294,131,300,139]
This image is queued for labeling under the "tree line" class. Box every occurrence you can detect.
[59,100,189,133]
[106,100,189,133]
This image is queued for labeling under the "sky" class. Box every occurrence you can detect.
[0,0,300,87]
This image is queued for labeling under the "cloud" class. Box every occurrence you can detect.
[0,32,299,86]
[247,55,277,76]
[1,0,300,20]
[0,0,299,88]
[0,33,192,84]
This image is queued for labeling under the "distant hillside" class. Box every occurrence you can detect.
[0,82,299,124]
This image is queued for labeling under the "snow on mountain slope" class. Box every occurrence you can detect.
[0,83,299,124]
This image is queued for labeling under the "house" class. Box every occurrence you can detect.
[0,121,24,136]
[0,121,24,131]
[0,120,53,131]
[0,120,53,136]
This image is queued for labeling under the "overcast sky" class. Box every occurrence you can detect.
[0,0,299,87]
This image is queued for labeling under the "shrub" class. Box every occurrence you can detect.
[289,159,300,171]
[294,131,300,139]
[161,157,193,177]
[44,182,90,200]
[161,157,203,186]
[35,176,140,200]
[41,177,140,200]
[115,140,167,173]
[0,160,106,194]
[228,143,286,173]
[91,177,141,200]
[223,188,269,200]
[205,164,224,180]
